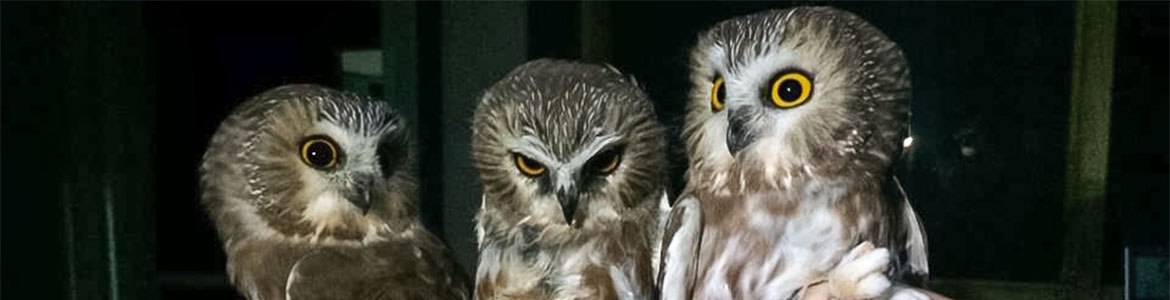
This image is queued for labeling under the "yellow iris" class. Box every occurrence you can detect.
[770,72,812,108]
[710,76,725,112]
[300,138,339,169]
[514,153,545,176]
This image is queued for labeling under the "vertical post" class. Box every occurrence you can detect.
[57,3,157,300]
[381,1,453,234]
[439,2,529,274]
[1061,0,1116,299]
[382,2,420,141]
[580,1,613,64]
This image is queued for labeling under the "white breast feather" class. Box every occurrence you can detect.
[698,180,851,298]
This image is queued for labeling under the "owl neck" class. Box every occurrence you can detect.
[687,159,886,196]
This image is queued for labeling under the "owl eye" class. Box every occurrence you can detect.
[710,76,726,112]
[769,71,813,108]
[513,153,546,177]
[587,149,622,175]
[300,136,339,169]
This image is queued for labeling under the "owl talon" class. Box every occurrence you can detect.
[828,242,892,299]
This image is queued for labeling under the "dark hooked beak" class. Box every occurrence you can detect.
[346,176,374,215]
[556,188,580,226]
[726,109,756,156]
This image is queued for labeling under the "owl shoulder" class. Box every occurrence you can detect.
[284,235,471,300]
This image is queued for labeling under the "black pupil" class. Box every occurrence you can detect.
[589,151,619,173]
[306,141,334,167]
[525,157,542,169]
[518,155,542,171]
[779,79,802,101]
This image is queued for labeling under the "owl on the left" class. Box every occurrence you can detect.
[200,84,470,300]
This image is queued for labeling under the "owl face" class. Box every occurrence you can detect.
[472,60,665,232]
[206,85,413,243]
[684,7,910,179]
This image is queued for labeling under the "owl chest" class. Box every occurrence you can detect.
[224,239,315,300]
[479,239,647,300]
[695,189,870,298]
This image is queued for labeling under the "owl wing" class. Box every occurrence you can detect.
[893,176,929,281]
[656,194,702,300]
[285,233,471,300]
[650,191,671,280]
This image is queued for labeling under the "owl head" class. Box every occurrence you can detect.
[200,84,415,244]
[471,59,666,233]
[683,7,910,188]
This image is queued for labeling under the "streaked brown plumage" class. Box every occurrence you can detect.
[200,84,469,299]
[471,60,668,300]
[659,7,929,300]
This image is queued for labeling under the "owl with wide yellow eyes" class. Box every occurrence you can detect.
[471,59,669,299]
[200,85,470,299]
[658,7,931,300]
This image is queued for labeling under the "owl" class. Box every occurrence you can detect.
[471,59,669,299]
[658,7,929,300]
[199,84,470,299]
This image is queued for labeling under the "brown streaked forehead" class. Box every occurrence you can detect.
[701,8,795,72]
[700,7,861,76]
[242,84,403,140]
[486,60,654,159]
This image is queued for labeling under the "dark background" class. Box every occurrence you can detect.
[2,2,1166,299]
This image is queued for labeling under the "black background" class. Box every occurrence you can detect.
[2,2,1166,299]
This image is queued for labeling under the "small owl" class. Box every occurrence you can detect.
[659,7,929,299]
[471,59,669,299]
[200,84,470,299]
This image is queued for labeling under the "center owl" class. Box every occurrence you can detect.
[470,59,669,300]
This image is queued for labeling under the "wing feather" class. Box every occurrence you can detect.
[657,195,702,300]
[285,232,470,300]
[893,176,929,278]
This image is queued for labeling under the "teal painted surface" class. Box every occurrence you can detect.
[3,3,157,299]
[437,2,529,274]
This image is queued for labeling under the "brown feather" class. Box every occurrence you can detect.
[665,6,927,298]
[200,85,470,299]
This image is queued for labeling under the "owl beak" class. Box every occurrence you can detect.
[346,176,374,215]
[556,188,579,226]
[726,109,755,155]
[347,188,372,215]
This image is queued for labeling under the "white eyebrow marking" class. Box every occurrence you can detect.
[565,133,621,168]
[505,133,623,209]
[509,135,558,168]
[506,133,622,170]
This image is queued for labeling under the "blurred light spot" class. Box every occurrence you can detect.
[961,146,977,157]
[902,136,914,148]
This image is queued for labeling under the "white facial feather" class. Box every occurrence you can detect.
[312,121,381,176]
[294,121,385,242]
[471,59,665,300]
[202,84,469,299]
[508,133,626,227]
[671,7,923,299]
